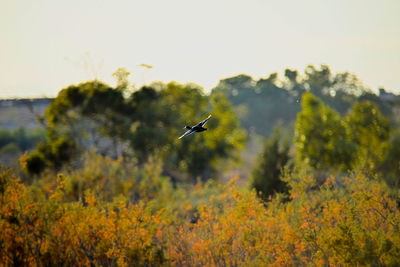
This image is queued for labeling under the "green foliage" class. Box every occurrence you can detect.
[211,64,382,137]
[25,81,132,175]
[0,129,12,148]
[250,127,290,200]
[45,81,130,155]
[19,64,400,184]
[0,127,45,168]
[24,137,77,174]
[157,83,247,181]
[294,92,354,171]
[128,86,171,161]
[380,133,400,187]
[212,72,300,136]
[0,143,20,155]
[295,93,393,176]
[27,80,246,181]
[344,101,391,171]
[0,127,45,153]
[124,81,246,180]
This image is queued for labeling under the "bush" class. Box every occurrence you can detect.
[25,152,46,175]
[2,157,399,266]
[250,127,290,200]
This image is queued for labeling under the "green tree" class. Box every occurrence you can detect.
[344,101,391,171]
[0,128,45,152]
[379,133,400,187]
[127,86,172,162]
[26,80,246,180]
[25,136,76,174]
[250,127,290,200]
[303,64,332,97]
[212,73,299,136]
[294,92,355,171]
[25,81,131,175]
[0,129,12,148]
[44,81,131,158]
[210,65,381,138]
[158,82,247,181]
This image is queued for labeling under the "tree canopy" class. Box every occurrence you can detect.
[25,80,246,181]
[211,64,394,137]
[294,92,392,174]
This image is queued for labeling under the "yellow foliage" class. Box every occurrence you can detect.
[0,159,399,266]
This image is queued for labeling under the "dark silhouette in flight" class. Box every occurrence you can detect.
[179,115,212,139]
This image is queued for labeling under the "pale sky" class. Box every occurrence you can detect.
[1,0,399,98]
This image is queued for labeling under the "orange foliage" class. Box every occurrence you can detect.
[0,164,399,266]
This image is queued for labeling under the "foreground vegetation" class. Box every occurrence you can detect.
[2,154,400,266]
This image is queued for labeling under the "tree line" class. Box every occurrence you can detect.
[25,80,246,182]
